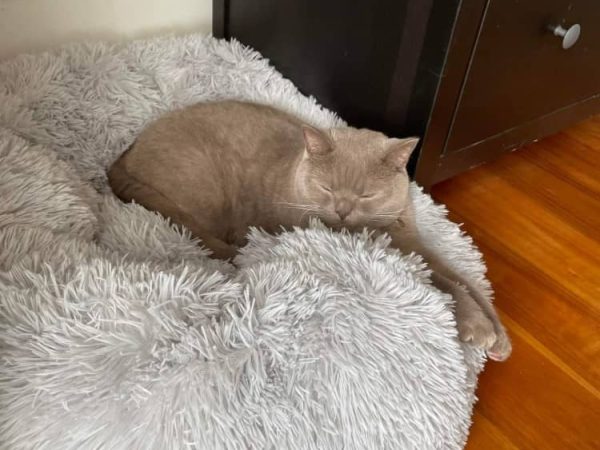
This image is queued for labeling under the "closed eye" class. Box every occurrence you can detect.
[318,184,332,193]
[361,193,377,199]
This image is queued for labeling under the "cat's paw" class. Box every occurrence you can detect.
[486,327,512,362]
[457,309,497,351]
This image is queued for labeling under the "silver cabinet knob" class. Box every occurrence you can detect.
[550,23,581,49]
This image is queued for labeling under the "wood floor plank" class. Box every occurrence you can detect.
[485,242,600,389]
[465,411,518,450]
[483,150,600,236]
[500,313,599,399]
[434,168,600,316]
[519,133,600,197]
[562,115,600,151]
[430,115,600,449]
[455,226,600,389]
[473,329,599,450]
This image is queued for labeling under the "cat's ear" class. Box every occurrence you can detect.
[383,137,419,170]
[302,125,332,155]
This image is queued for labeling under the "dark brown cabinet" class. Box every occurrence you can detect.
[448,1,599,153]
[215,0,600,188]
[419,0,600,184]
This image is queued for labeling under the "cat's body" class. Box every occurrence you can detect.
[109,101,309,256]
[108,100,511,360]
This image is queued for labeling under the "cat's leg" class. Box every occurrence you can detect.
[108,165,238,260]
[430,271,497,351]
[384,204,512,361]
[411,244,511,361]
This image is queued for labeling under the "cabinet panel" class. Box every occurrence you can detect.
[445,0,600,153]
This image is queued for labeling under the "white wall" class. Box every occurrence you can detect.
[0,0,212,60]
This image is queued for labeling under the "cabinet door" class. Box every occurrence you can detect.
[444,0,600,154]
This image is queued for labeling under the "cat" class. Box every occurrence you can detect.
[108,100,511,361]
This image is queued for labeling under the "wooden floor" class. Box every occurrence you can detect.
[431,116,600,450]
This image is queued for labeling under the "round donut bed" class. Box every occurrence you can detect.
[0,35,489,449]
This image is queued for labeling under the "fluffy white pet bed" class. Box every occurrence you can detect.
[0,35,488,449]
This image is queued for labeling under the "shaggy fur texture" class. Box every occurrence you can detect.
[0,35,487,449]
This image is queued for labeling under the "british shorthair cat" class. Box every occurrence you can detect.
[108,101,511,361]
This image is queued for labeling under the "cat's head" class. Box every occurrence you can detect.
[295,125,418,229]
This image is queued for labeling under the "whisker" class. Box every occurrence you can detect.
[372,213,402,219]
[282,206,323,213]
[274,201,324,213]
[274,201,319,207]
[373,210,418,218]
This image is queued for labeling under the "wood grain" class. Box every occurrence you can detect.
[466,411,518,450]
[432,115,600,449]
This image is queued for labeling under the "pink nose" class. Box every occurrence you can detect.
[335,200,353,220]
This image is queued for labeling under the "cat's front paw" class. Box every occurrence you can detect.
[486,327,512,362]
[457,309,497,350]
